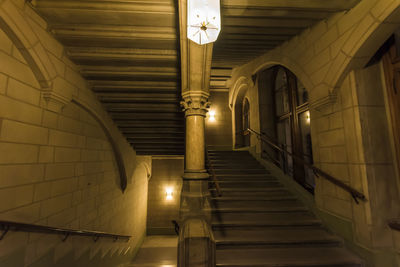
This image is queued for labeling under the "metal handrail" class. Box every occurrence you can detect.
[205,147,222,197]
[0,220,131,242]
[246,128,367,204]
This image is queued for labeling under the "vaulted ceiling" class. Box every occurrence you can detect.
[31,0,360,155]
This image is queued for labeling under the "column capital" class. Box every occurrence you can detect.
[180,91,210,117]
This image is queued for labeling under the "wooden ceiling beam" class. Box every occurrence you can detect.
[222,0,361,11]
[33,1,175,13]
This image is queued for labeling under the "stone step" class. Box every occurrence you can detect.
[214,227,342,249]
[209,188,292,197]
[216,247,363,266]
[215,181,281,189]
[207,164,265,171]
[212,173,274,178]
[211,195,297,202]
[210,177,277,183]
[210,180,280,188]
[212,211,316,226]
[213,169,270,174]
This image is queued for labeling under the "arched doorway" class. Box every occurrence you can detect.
[258,65,314,191]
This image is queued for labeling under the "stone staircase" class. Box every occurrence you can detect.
[207,150,363,267]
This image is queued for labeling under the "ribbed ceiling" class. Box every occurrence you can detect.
[31,0,360,155]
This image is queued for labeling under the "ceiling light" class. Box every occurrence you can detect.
[187,0,221,45]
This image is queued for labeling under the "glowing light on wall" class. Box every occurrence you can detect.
[165,187,174,201]
[187,0,221,45]
[208,110,216,122]
[306,111,310,124]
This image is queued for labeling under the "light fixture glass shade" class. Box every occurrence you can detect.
[187,0,221,45]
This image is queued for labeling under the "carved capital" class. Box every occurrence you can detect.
[181,91,210,117]
[42,91,70,112]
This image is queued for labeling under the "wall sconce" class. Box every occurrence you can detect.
[165,187,173,201]
[306,111,310,124]
[187,0,221,45]
[208,110,216,122]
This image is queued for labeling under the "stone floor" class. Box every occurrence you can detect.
[125,235,177,267]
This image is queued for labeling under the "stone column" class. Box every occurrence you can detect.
[178,91,215,267]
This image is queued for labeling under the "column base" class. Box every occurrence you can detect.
[183,169,209,180]
[178,218,216,267]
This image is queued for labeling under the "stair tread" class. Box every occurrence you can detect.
[216,247,362,266]
[214,228,341,244]
[209,150,361,266]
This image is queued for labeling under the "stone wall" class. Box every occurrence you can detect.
[0,1,148,266]
[228,0,400,265]
[205,91,232,150]
[147,157,183,235]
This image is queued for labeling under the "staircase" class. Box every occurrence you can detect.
[207,150,363,267]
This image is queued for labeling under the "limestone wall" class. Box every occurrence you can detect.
[205,91,232,150]
[0,1,148,266]
[147,157,183,235]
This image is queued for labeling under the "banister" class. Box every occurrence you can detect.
[0,220,131,242]
[205,146,222,197]
[246,128,367,204]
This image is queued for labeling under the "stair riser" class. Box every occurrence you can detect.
[216,242,343,250]
[214,170,270,174]
[215,183,281,189]
[210,191,292,197]
[211,181,280,187]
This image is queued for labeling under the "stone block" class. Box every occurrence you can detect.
[0,50,38,87]
[321,163,350,182]
[77,199,96,217]
[331,146,348,163]
[41,110,58,129]
[0,72,7,95]
[0,185,34,212]
[24,5,47,30]
[0,29,12,54]
[359,106,392,164]
[1,119,48,145]
[0,164,44,187]
[323,195,352,219]
[58,115,82,135]
[12,45,26,63]
[72,191,82,205]
[40,193,72,218]
[54,147,81,162]
[28,16,63,59]
[65,66,87,90]
[49,129,83,148]
[0,142,38,164]
[329,111,343,130]
[0,95,42,125]
[44,163,75,180]
[0,202,40,223]
[47,206,76,227]
[48,53,65,77]
[319,128,345,147]
[306,20,328,48]
[38,146,54,163]
[315,26,339,55]
[34,182,51,202]
[50,177,78,197]
[86,137,104,150]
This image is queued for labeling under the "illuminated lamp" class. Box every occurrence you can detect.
[187,0,221,45]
